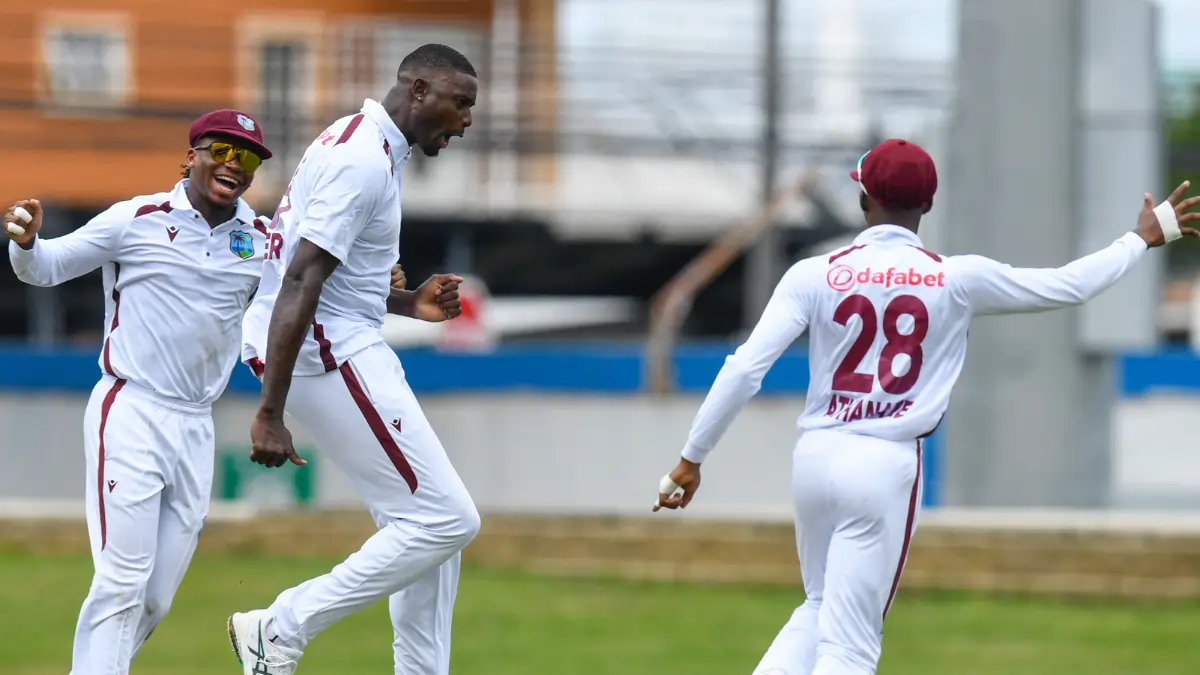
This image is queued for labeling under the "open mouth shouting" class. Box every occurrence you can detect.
[211,172,243,198]
[438,131,465,150]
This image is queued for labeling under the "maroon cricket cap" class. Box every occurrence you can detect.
[188,109,273,160]
[850,139,937,210]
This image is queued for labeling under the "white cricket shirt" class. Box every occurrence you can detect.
[681,224,1149,462]
[242,99,410,375]
[8,180,267,407]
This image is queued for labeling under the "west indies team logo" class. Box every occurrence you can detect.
[229,231,255,259]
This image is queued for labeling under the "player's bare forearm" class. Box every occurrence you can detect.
[386,289,419,318]
[257,240,338,419]
[257,283,314,418]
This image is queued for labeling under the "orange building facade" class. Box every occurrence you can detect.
[0,0,548,214]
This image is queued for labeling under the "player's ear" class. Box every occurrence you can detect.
[859,192,869,214]
[922,199,933,215]
[411,77,429,103]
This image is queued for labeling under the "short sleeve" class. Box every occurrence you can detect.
[295,158,388,265]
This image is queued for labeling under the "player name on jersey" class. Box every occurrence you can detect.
[825,395,914,423]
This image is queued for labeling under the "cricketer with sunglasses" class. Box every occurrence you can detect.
[650,139,1200,675]
[3,110,278,675]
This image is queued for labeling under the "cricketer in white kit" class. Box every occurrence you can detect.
[3,110,275,675]
[228,44,478,675]
[652,139,1200,675]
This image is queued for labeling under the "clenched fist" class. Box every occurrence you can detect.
[4,199,44,248]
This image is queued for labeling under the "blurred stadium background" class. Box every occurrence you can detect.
[3,0,1200,673]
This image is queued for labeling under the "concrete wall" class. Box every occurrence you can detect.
[3,389,1200,517]
[0,391,804,519]
[4,345,1200,515]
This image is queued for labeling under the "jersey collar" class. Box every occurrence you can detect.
[852,224,925,247]
[171,180,256,226]
[361,98,412,173]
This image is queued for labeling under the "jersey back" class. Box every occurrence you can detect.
[799,237,971,441]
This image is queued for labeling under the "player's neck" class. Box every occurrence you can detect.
[866,215,920,234]
[185,182,235,228]
[382,87,416,147]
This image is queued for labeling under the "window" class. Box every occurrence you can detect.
[236,16,321,184]
[331,19,485,178]
[333,18,486,114]
[42,23,130,108]
[258,41,309,160]
[334,19,382,115]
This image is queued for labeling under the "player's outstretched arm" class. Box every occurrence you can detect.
[654,263,811,512]
[6,199,121,287]
[953,181,1200,317]
[250,239,338,469]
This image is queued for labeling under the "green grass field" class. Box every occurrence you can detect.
[2,553,1197,674]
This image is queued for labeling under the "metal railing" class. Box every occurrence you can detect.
[644,172,820,393]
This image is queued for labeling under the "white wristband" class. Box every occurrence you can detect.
[1154,200,1181,243]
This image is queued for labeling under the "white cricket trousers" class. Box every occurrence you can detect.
[72,374,214,675]
[261,342,480,674]
[753,429,923,675]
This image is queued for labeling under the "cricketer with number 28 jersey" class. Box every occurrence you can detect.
[678,223,1149,464]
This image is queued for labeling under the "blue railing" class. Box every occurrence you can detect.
[0,341,812,395]
[0,341,1188,396]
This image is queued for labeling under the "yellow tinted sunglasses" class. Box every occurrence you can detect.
[195,142,263,173]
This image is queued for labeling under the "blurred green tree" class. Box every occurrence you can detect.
[1166,81,1200,272]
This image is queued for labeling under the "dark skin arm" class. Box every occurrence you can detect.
[388,289,421,317]
[251,252,465,469]
[250,239,338,468]
[387,262,465,321]
[388,287,463,320]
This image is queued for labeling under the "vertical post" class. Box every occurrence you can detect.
[947,0,1158,509]
[946,0,1091,507]
[1074,0,1160,508]
[487,0,522,211]
[744,0,783,331]
[446,228,474,274]
[516,0,558,188]
[476,5,495,189]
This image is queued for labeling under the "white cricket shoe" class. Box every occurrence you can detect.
[227,609,303,675]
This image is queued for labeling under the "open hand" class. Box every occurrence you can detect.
[1136,181,1200,247]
